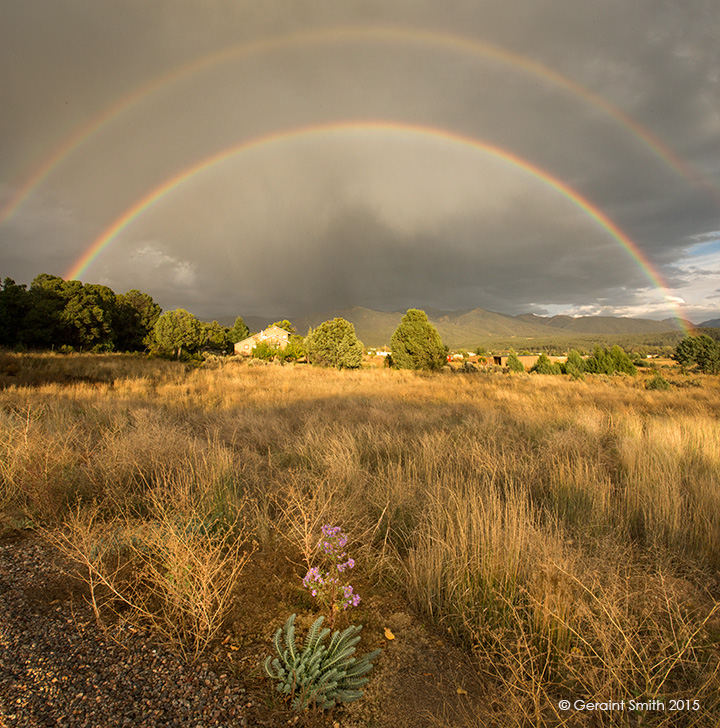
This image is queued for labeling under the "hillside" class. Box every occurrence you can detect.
[290,306,690,348]
[517,314,686,335]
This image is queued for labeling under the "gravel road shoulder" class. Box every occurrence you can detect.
[0,533,256,728]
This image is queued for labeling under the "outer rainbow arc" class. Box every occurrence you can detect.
[65,120,689,335]
[3,25,718,226]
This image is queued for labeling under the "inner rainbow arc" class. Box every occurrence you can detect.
[65,120,689,335]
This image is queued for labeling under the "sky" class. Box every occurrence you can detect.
[1,0,719,325]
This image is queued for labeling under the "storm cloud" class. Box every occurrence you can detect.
[1,0,719,323]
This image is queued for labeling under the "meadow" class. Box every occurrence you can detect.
[1,352,719,727]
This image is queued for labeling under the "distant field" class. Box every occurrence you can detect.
[1,353,719,726]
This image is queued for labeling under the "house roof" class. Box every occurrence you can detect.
[262,326,291,336]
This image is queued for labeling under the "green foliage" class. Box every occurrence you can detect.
[506,351,525,373]
[252,340,278,361]
[151,308,203,358]
[609,344,637,375]
[269,319,296,334]
[264,614,381,711]
[305,319,363,369]
[673,335,720,374]
[278,334,306,362]
[23,274,69,347]
[564,349,585,379]
[228,316,250,344]
[201,320,230,353]
[0,274,162,352]
[584,345,637,376]
[49,278,117,351]
[390,309,445,371]
[114,289,162,351]
[0,278,31,347]
[646,373,672,390]
[530,353,562,374]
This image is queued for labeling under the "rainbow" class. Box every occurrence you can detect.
[65,120,689,333]
[3,25,718,226]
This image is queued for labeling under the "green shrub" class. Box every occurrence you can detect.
[265,614,381,711]
[530,353,561,375]
[506,351,525,373]
[646,373,671,390]
[252,341,278,361]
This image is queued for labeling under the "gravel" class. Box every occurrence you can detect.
[0,536,257,727]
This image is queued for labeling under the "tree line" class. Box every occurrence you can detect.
[0,274,162,351]
[4,276,716,375]
[0,274,252,355]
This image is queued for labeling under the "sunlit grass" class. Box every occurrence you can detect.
[1,353,719,725]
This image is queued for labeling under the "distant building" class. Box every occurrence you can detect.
[234,325,291,356]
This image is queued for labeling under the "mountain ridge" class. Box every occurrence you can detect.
[238,306,703,348]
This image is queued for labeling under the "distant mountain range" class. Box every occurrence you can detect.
[237,306,717,349]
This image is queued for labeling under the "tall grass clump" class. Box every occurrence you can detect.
[48,473,255,661]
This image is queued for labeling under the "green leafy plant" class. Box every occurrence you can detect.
[646,373,671,390]
[264,614,381,711]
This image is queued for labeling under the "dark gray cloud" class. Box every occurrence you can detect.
[1,0,719,323]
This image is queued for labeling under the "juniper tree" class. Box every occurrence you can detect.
[305,318,363,369]
[390,309,445,371]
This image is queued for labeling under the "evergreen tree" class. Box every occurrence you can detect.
[530,353,561,374]
[64,282,117,350]
[229,316,250,344]
[336,327,363,369]
[151,308,203,358]
[115,289,162,351]
[269,319,296,334]
[565,349,585,379]
[585,345,636,375]
[506,351,525,373]
[305,318,363,369]
[390,309,445,371]
[23,274,70,347]
[0,278,31,347]
[202,320,230,352]
[674,335,720,374]
[609,345,637,375]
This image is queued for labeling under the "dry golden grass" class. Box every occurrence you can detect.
[1,353,719,725]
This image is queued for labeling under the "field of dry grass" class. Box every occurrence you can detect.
[1,352,719,726]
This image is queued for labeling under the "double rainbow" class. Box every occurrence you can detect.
[3,25,719,226]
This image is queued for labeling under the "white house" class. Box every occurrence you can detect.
[234,325,291,356]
